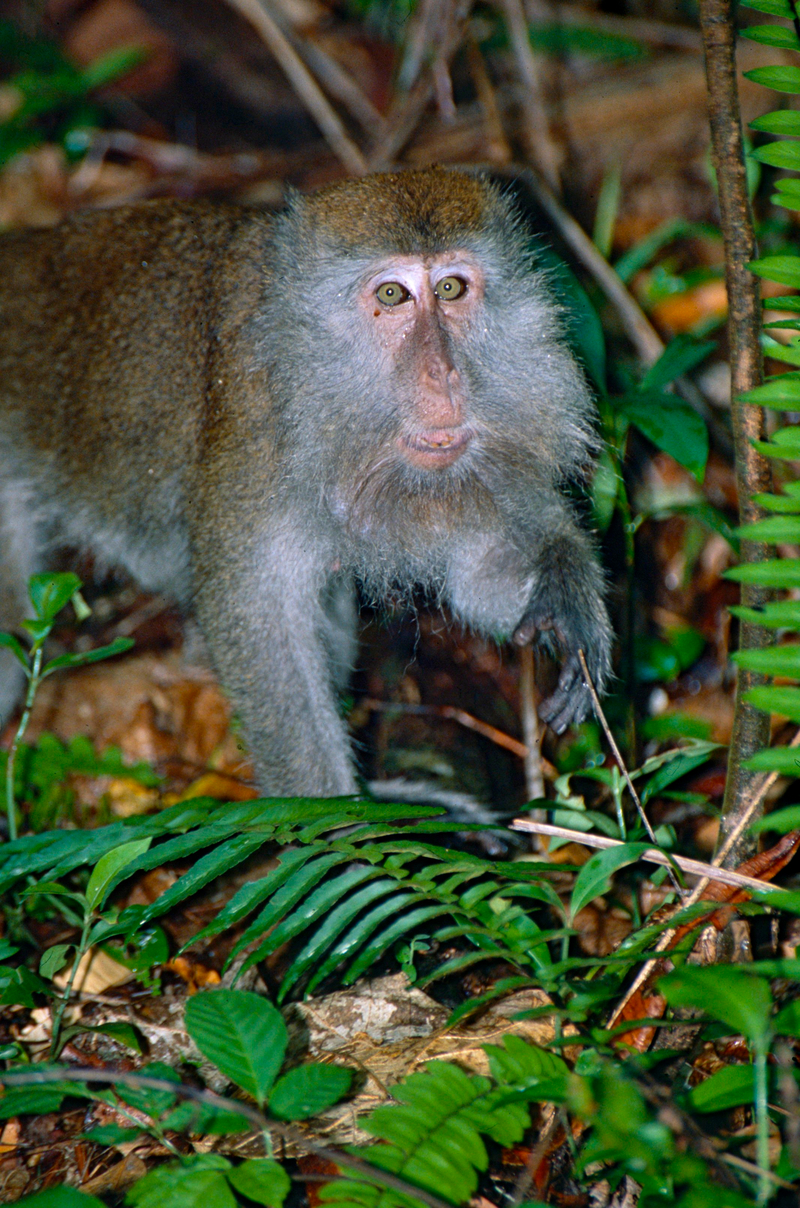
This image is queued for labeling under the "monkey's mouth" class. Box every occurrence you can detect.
[400,428,472,469]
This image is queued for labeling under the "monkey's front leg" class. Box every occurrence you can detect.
[191,526,359,797]
[510,528,612,733]
[446,510,612,734]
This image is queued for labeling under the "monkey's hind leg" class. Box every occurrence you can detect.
[0,483,42,727]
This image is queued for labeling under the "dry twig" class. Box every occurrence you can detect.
[496,0,560,188]
[509,819,784,895]
[223,0,367,175]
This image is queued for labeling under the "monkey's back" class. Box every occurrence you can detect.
[0,201,272,594]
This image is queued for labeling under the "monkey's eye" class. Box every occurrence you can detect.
[434,276,467,301]
[376,282,410,307]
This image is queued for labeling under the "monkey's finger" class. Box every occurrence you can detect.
[513,619,539,646]
[539,657,588,733]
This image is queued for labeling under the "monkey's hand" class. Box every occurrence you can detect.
[512,561,612,735]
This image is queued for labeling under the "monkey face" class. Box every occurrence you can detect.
[357,253,485,472]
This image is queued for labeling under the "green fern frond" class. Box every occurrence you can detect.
[721,0,800,785]
[322,1040,568,1208]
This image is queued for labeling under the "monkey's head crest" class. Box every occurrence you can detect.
[282,166,524,260]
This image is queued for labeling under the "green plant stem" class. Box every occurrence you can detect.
[699,0,772,865]
[754,1043,770,1205]
[5,644,42,842]
[49,908,92,1060]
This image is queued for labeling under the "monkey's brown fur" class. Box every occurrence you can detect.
[0,167,612,797]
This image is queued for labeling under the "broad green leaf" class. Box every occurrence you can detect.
[733,645,800,675]
[116,1061,180,1116]
[160,1098,249,1135]
[744,748,800,775]
[745,685,800,721]
[659,965,772,1044]
[569,844,652,920]
[616,391,708,480]
[639,335,715,391]
[752,490,800,513]
[85,837,152,910]
[0,964,50,1007]
[42,637,134,677]
[126,1156,235,1208]
[735,514,800,541]
[752,803,800,831]
[269,1063,352,1120]
[741,23,800,49]
[688,1064,757,1112]
[738,372,800,407]
[16,1188,105,1207]
[0,1084,71,1118]
[751,108,800,134]
[86,1021,144,1053]
[752,139,800,169]
[773,997,800,1037]
[82,1122,143,1145]
[227,1159,291,1207]
[741,0,791,12]
[754,423,800,454]
[726,558,800,587]
[184,989,287,1106]
[761,335,800,365]
[27,572,81,623]
[0,631,29,670]
[749,254,800,287]
[731,600,800,626]
[744,64,800,93]
[39,943,72,979]
[641,743,719,804]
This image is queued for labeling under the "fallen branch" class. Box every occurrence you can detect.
[223,0,367,175]
[509,819,785,894]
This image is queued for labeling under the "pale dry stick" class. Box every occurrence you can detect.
[396,0,442,92]
[520,169,664,364]
[496,0,561,190]
[509,820,784,895]
[576,649,683,896]
[466,38,514,164]
[519,645,546,810]
[368,0,471,170]
[298,37,388,138]
[223,0,368,175]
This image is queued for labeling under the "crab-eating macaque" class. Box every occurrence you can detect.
[0,167,612,798]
